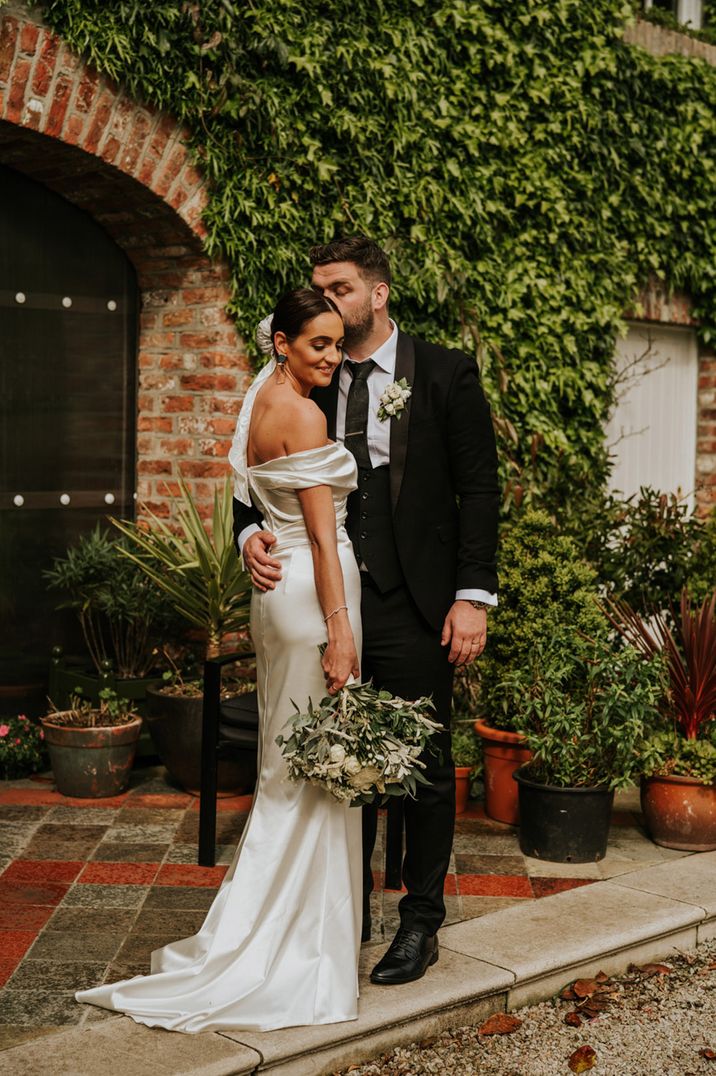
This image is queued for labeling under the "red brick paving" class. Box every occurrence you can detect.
[0,904,54,930]
[3,860,84,883]
[0,879,69,905]
[77,862,160,885]
[155,864,228,887]
[458,874,534,898]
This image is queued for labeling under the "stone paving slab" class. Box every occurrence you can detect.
[221,943,511,1076]
[441,874,708,1008]
[0,1019,261,1076]
[612,849,716,915]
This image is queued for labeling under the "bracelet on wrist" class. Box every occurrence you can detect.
[323,604,348,623]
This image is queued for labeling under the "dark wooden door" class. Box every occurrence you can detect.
[0,164,138,710]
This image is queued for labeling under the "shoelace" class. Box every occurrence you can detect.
[387,928,423,961]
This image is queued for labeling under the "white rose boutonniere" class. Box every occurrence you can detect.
[377,378,411,422]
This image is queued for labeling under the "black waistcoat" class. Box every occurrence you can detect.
[346,464,404,593]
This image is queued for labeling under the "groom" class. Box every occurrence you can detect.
[234,236,499,985]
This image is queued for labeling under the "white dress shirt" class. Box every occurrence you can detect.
[240,320,496,607]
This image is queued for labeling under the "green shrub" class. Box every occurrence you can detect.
[478,509,604,728]
[573,487,716,615]
[639,728,716,785]
[451,724,482,769]
[500,630,665,789]
[45,526,181,678]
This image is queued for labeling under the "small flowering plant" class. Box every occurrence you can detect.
[276,678,440,805]
[0,715,48,780]
[377,378,411,422]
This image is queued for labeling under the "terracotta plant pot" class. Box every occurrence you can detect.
[454,765,472,815]
[641,773,716,851]
[474,717,532,825]
[41,714,142,799]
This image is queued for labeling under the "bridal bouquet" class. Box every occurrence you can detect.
[275,680,441,806]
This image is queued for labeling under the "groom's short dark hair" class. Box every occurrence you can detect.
[309,235,392,286]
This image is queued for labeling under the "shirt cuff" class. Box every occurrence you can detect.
[455,589,498,607]
[238,524,261,554]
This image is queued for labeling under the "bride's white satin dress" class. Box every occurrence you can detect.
[76,442,364,1033]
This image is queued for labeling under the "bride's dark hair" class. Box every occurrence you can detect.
[271,288,341,351]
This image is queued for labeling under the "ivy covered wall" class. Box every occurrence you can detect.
[27,0,716,512]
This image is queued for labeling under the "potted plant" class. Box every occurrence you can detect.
[451,723,482,815]
[475,509,604,824]
[606,590,716,851]
[45,525,181,715]
[0,714,47,781]
[111,477,254,793]
[502,628,663,862]
[41,689,142,798]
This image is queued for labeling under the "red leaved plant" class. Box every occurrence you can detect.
[604,590,716,740]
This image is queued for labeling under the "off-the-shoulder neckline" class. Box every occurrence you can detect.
[248,441,342,470]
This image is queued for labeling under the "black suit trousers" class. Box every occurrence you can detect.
[360,574,455,936]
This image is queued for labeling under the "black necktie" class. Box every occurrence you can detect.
[344,359,376,470]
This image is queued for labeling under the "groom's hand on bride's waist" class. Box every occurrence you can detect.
[242,530,282,591]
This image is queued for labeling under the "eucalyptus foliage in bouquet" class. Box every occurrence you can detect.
[276,678,440,806]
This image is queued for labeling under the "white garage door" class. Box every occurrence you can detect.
[605,322,698,509]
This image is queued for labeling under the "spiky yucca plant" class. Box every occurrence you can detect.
[111,477,252,660]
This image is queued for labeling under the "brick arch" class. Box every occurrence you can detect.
[0,6,249,519]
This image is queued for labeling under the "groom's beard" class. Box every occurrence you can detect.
[341,297,375,350]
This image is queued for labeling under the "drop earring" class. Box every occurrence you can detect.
[276,352,287,382]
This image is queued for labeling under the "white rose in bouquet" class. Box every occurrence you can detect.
[329,744,346,764]
[343,755,362,775]
[348,764,382,791]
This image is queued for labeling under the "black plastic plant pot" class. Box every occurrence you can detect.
[514,765,615,863]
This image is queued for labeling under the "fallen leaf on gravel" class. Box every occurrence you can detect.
[568,1044,597,1072]
[565,1012,583,1027]
[561,986,578,1000]
[577,998,610,1020]
[595,970,610,982]
[478,1013,522,1036]
[629,962,671,977]
[573,979,602,998]
[418,1037,438,1049]
[699,1048,716,1060]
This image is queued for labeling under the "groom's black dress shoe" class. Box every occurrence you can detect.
[369,927,438,985]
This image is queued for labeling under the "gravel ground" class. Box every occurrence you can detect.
[338,939,716,1075]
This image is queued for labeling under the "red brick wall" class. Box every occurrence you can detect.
[0,5,249,522]
[624,17,716,64]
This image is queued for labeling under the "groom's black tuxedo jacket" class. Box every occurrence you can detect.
[233,331,499,631]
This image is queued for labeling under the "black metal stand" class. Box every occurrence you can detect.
[198,651,252,868]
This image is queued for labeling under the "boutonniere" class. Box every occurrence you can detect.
[377,378,411,422]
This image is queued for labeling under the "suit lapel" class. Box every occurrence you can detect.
[390,332,415,511]
[311,374,339,439]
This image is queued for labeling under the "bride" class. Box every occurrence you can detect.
[76,288,364,1032]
